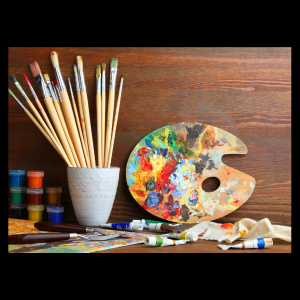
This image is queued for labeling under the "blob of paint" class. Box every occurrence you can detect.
[27,171,44,188]
[47,205,64,223]
[10,186,26,203]
[9,169,25,186]
[27,204,44,221]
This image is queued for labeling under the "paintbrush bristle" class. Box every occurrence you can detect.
[8,89,14,96]
[102,63,106,71]
[110,58,118,68]
[44,74,50,82]
[30,61,42,77]
[121,75,124,80]
[76,56,83,69]
[23,73,29,82]
[67,77,71,83]
[73,63,78,72]
[96,65,101,76]
[10,74,18,83]
[50,51,59,68]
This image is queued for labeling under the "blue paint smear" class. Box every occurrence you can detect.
[226,190,234,195]
[171,189,186,198]
[223,197,231,201]
[161,148,168,157]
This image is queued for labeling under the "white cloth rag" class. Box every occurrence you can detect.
[186,218,291,243]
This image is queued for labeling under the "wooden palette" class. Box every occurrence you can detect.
[126,122,255,223]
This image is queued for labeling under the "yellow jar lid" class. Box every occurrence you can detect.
[27,204,44,211]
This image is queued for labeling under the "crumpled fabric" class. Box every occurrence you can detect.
[185,218,291,243]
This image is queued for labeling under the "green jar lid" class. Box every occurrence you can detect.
[10,186,26,193]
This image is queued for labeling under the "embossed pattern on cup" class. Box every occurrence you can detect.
[67,167,120,226]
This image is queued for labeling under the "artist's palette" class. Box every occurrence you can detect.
[126,122,255,223]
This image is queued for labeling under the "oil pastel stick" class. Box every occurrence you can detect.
[132,219,183,228]
[160,231,198,242]
[99,222,143,232]
[144,236,188,247]
[218,238,273,250]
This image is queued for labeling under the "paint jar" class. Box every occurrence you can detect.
[9,169,25,186]
[11,203,28,219]
[10,186,26,203]
[27,171,44,188]
[46,187,62,204]
[26,188,43,205]
[47,205,64,223]
[27,204,44,221]
[43,204,61,220]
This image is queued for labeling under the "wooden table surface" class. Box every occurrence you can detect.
[8,47,291,253]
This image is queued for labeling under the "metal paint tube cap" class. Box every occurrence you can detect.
[130,223,143,231]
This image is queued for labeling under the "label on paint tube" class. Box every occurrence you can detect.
[110,223,131,230]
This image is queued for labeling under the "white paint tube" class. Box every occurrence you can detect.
[132,219,182,229]
[218,238,273,250]
[144,236,188,247]
[160,231,198,242]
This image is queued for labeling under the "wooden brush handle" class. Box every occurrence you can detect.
[96,93,102,168]
[101,89,106,164]
[8,233,72,244]
[34,221,87,233]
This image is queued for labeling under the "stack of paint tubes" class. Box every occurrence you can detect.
[9,170,27,220]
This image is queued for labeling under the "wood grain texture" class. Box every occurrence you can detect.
[8,47,291,234]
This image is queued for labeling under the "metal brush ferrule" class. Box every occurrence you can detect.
[109,67,117,90]
[11,93,26,110]
[78,68,86,92]
[118,78,124,98]
[46,81,56,100]
[86,227,94,234]
[96,73,101,94]
[14,82,29,101]
[69,233,78,238]
[102,71,105,92]
[55,85,63,103]
[68,80,74,99]
[35,74,50,98]
[54,66,66,91]
[28,83,38,99]
[74,71,80,92]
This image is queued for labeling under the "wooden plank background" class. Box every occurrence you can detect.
[8,47,291,226]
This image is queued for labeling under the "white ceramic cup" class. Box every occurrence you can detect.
[67,167,120,226]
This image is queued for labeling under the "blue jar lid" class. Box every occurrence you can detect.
[47,206,64,213]
[9,169,25,176]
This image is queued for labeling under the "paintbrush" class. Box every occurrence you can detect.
[22,73,62,147]
[67,77,90,167]
[107,75,124,168]
[104,58,118,168]
[96,65,102,168]
[44,74,81,168]
[50,51,87,168]
[73,63,91,167]
[101,63,106,164]
[8,89,72,167]
[30,61,78,167]
[11,74,63,150]
[76,55,96,168]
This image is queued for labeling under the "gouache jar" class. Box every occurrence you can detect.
[11,203,28,220]
[10,186,26,203]
[9,169,25,186]
[46,187,62,204]
[27,171,44,188]
[26,188,43,205]
[27,204,44,221]
[47,205,64,223]
[43,204,61,220]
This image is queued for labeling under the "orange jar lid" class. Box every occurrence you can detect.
[27,171,44,177]
[46,187,62,194]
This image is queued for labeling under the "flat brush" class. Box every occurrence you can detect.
[50,51,87,168]
[8,89,72,167]
[101,63,106,164]
[96,65,102,168]
[67,77,90,167]
[44,74,81,168]
[30,61,77,167]
[73,63,91,167]
[107,75,124,168]
[76,55,96,168]
[22,73,62,147]
[104,58,118,168]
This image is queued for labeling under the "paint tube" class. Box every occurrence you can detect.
[160,231,198,242]
[148,223,184,233]
[132,219,183,229]
[99,222,143,232]
[144,236,188,247]
[218,238,273,250]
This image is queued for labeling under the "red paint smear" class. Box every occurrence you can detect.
[161,211,170,219]
[183,155,188,159]
[137,147,151,156]
[132,189,146,197]
[141,204,149,210]
[156,154,179,193]
[224,167,230,175]
[137,147,153,171]
[220,223,234,230]
[231,200,239,205]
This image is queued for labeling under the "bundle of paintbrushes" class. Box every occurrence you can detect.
[9,52,124,169]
